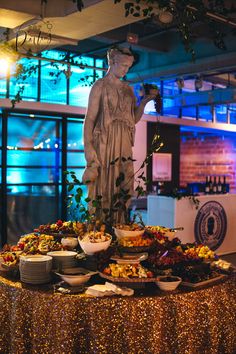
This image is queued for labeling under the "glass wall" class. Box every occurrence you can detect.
[0,50,105,106]
[0,110,85,246]
[0,68,7,98]
[69,56,95,107]
[10,58,39,101]
[137,76,236,124]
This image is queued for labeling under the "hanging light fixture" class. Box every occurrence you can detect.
[158,10,174,24]
[127,32,139,44]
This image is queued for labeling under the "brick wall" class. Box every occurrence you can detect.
[180,131,236,193]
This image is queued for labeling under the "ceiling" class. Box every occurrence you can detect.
[1,0,236,84]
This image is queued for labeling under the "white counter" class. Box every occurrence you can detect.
[147,194,236,255]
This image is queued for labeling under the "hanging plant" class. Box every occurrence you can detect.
[1,0,235,107]
[114,0,235,60]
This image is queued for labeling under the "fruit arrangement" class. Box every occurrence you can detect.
[172,262,213,283]
[145,226,168,244]
[148,249,186,271]
[118,235,153,247]
[0,233,63,268]
[195,245,216,260]
[114,223,143,231]
[34,220,86,238]
[1,252,20,268]
[175,244,216,261]
[80,231,111,243]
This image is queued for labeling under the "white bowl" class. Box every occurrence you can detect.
[55,268,96,286]
[61,237,78,249]
[113,228,144,239]
[78,236,111,255]
[47,250,77,258]
[156,276,182,291]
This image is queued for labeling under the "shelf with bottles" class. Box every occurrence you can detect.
[204,175,229,195]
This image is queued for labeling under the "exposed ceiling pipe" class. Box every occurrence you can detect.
[127,52,236,82]
[150,0,236,28]
[186,5,236,28]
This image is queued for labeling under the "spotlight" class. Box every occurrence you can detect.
[0,59,10,75]
[127,32,139,44]
[176,78,185,89]
[195,75,203,90]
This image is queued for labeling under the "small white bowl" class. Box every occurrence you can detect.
[78,236,111,255]
[61,237,78,250]
[156,276,182,291]
[55,267,96,286]
[113,228,144,239]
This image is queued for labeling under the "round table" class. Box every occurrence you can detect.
[0,273,236,354]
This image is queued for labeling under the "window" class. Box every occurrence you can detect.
[1,111,87,245]
[215,104,227,123]
[10,58,38,101]
[41,61,67,104]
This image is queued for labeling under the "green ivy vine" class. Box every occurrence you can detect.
[65,132,164,227]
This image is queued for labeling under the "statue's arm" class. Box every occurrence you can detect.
[83,81,102,167]
[134,94,156,123]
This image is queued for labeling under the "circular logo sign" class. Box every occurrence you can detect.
[194,201,227,251]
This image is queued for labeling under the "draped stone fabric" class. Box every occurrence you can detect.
[83,76,136,221]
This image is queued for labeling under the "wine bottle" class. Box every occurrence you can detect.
[217,176,222,194]
[204,176,210,194]
[222,175,227,194]
[209,176,213,194]
[213,176,217,194]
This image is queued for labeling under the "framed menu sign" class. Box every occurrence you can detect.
[152,153,172,181]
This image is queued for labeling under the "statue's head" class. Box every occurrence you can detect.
[107,46,134,77]
[107,46,134,66]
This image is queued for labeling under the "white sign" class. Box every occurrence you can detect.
[152,153,172,181]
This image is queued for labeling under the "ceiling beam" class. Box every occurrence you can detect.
[127,51,236,82]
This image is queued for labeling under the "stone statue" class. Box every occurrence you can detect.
[82,46,155,221]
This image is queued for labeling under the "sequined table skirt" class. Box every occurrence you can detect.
[0,274,235,354]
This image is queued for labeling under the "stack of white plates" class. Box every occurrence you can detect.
[47,251,77,270]
[19,255,52,284]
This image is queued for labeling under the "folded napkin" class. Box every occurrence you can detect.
[85,282,134,297]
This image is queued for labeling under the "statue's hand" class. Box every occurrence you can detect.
[82,165,99,183]
[142,94,157,104]
[85,150,100,167]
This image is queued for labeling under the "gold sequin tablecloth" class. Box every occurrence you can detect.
[0,274,236,354]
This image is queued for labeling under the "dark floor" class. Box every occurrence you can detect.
[221,253,236,266]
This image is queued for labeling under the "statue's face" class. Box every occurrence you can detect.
[110,55,134,78]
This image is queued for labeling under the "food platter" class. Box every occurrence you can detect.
[181,274,226,288]
[110,253,148,264]
[99,272,156,283]
[118,245,152,253]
